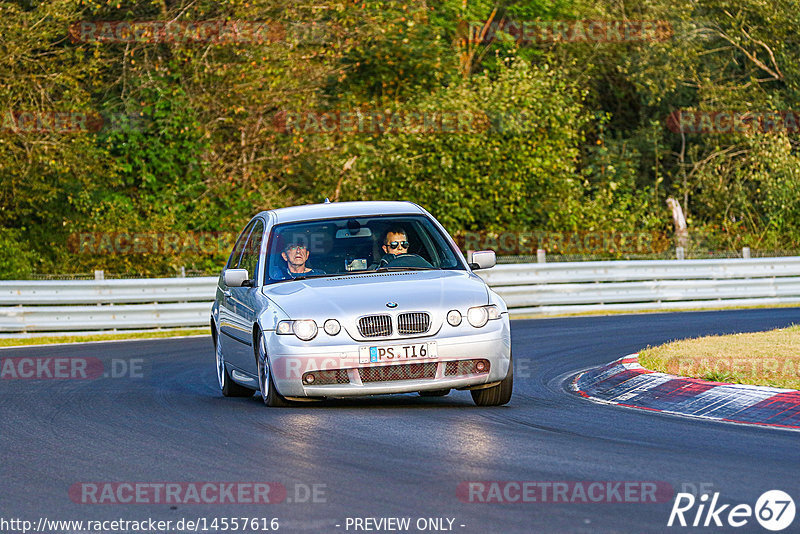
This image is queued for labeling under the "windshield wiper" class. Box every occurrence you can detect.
[280,273,331,281]
[375,266,437,272]
[279,266,438,280]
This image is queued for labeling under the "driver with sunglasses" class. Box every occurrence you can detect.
[375,227,412,268]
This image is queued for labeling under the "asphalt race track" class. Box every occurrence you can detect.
[3,308,800,534]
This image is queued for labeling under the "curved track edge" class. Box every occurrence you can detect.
[572,355,800,432]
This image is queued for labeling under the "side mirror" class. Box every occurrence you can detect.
[469,250,496,270]
[224,268,250,287]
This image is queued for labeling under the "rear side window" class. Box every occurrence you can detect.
[226,220,256,269]
[239,220,265,283]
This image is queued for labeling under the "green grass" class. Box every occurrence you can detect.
[0,328,209,347]
[639,324,800,390]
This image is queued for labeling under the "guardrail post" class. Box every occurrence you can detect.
[675,247,685,260]
[94,270,104,280]
[742,247,751,259]
[180,266,186,278]
[537,249,546,263]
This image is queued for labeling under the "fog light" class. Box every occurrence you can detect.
[475,360,487,372]
[305,373,315,384]
[447,310,462,326]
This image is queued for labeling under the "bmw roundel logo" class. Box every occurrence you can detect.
[386,302,398,308]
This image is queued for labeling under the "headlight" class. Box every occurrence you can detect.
[292,320,318,341]
[447,310,462,326]
[323,319,341,336]
[276,320,318,341]
[467,305,501,328]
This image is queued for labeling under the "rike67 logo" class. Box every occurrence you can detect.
[668,490,795,531]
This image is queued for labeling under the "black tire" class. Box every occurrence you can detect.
[471,354,513,406]
[419,389,450,397]
[214,331,254,397]
[256,333,293,407]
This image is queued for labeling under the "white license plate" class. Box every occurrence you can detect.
[359,342,437,364]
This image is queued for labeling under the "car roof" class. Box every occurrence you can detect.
[259,201,426,224]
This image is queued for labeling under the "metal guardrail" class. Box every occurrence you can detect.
[0,278,217,333]
[0,277,217,305]
[1,257,799,332]
[480,257,800,315]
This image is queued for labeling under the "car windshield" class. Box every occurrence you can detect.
[264,215,466,283]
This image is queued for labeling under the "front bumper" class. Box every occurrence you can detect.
[266,316,511,398]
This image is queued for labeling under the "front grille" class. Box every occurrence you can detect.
[303,369,350,385]
[360,362,437,383]
[397,312,430,335]
[358,315,392,337]
[445,359,491,376]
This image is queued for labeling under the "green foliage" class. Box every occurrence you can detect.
[1,0,800,276]
[0,228,35,279]
[579,125,661,233]
[342,59,589,233]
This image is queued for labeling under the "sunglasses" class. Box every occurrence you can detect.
[285,244,307,251]
[386,241,409,250]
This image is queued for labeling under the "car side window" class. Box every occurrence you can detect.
[239,220,265,284]
[226,220,256,269]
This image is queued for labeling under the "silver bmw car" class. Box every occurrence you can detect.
[211,201,512,406]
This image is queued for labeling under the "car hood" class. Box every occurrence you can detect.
[262,270,488,327]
